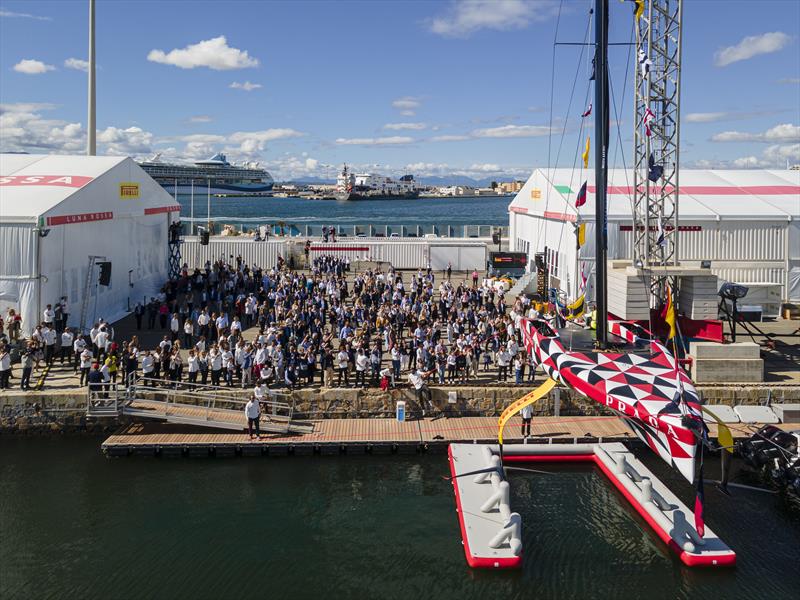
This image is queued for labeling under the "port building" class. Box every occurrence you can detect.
[0,154,180,335]
[508,168,800,303]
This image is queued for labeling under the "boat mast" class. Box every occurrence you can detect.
[594,0,610,348]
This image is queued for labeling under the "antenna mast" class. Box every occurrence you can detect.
[632,0,683,294]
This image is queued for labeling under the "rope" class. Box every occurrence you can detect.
[540,4,593,247]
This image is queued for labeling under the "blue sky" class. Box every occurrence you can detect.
[1,0,798,180]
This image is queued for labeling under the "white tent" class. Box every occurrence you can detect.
[508,168,800,301]
[0,154,181,335]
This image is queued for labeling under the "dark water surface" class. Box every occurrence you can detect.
[2,437,799,600]
[176,194,510,228]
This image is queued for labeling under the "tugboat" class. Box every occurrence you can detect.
[334,164,420,201]
[738,425,800,496]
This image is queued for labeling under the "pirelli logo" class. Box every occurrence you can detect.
[119,182,140,199]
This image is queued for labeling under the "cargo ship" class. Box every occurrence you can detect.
[138,153,274,195]
[334,164,419,201]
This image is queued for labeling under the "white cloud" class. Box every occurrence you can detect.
[147,36,259,70]
[688,144,800,169]
[335,136,415,146]
[685,112,731,123]
[391,96,421,116]
[383,122,427,130]
[97,126,154,155]
[228,128,303,154]
[0,9,51,20]
[229,81,262,91]
[0,102,156,156]
[471,124,552,138]
[430,134,471,142]
[13,59,55,74]
[778,77,800,84]
[684,110,787,124]
[714,32,791,67]
[392,97,421,110]
[710,123,800,143]
[468,163,502,172]
[189,115,212,123]
[262,155,324,180]
[64,58,89,72]
[428,0,558,38]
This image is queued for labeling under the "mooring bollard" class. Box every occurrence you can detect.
[480,480,511,522]
[488,512,522,555]
[613,453,627,475]
[640,479,653,503]
[474,454,501,484]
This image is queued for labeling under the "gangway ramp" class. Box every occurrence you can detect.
[86,378,313,435]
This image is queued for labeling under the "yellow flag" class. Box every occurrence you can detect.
[497,378,557,444]
[566,294,585,320]
[701,407,734,453]
[582,136,590,168]
[577,222,586,248]
[634,0,644,21]
[664,285,677,339]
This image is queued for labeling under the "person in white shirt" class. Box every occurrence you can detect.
[79,347,94,386]
[187,350,199,384]
[496,349,512,382]
[354,349,368,388]
[408,369,433,417]
[336,348,350,387]
[60,328,74,366]
[99,361,111,398]
[95,327,109,362]
[210,347,223,386]
[0,346,11,389]
[520,402,533,438]
[183,318,194,347]
[42,325,57,365]
[170,314,180,341]
[245,396,261,439]
[72,336,87,373]
[42,304,55,327]
[141,351,155,386]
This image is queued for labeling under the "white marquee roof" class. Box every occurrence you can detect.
[509,168,800,223]
[0,153,179,223]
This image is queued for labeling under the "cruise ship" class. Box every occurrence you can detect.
[138,153,275,195]
[335,164,420,201]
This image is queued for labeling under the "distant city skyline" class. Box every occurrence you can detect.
[1,0,798,180]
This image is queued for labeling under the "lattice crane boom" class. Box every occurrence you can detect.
[632,0,683,291]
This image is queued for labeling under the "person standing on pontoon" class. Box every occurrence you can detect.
[245,395,261,439]
[520,403,533,438]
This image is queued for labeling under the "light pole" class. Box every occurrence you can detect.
[87,0,96,155]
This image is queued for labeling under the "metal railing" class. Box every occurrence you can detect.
[121,375,308,433]
[85,381,129,417]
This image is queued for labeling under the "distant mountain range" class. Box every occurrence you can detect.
[285,175,512,187]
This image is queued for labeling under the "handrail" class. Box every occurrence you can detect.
[124,374,297,430]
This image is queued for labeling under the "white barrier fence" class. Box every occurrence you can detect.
[180,237,491,271]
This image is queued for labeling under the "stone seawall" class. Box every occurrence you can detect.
[2,383,799,435]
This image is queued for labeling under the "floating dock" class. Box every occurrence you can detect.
[101,416,637,457]
[448,442,736,569]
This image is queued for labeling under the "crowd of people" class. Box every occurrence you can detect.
[0,254,559,399]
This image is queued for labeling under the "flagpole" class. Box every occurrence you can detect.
[190,179,194,235]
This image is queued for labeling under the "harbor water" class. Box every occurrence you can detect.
[175,194,511,234]
[2,437,799,600]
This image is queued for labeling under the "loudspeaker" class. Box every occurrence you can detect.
[98,261,112,286]
[491,231,501,245]
[200,230,210,245]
